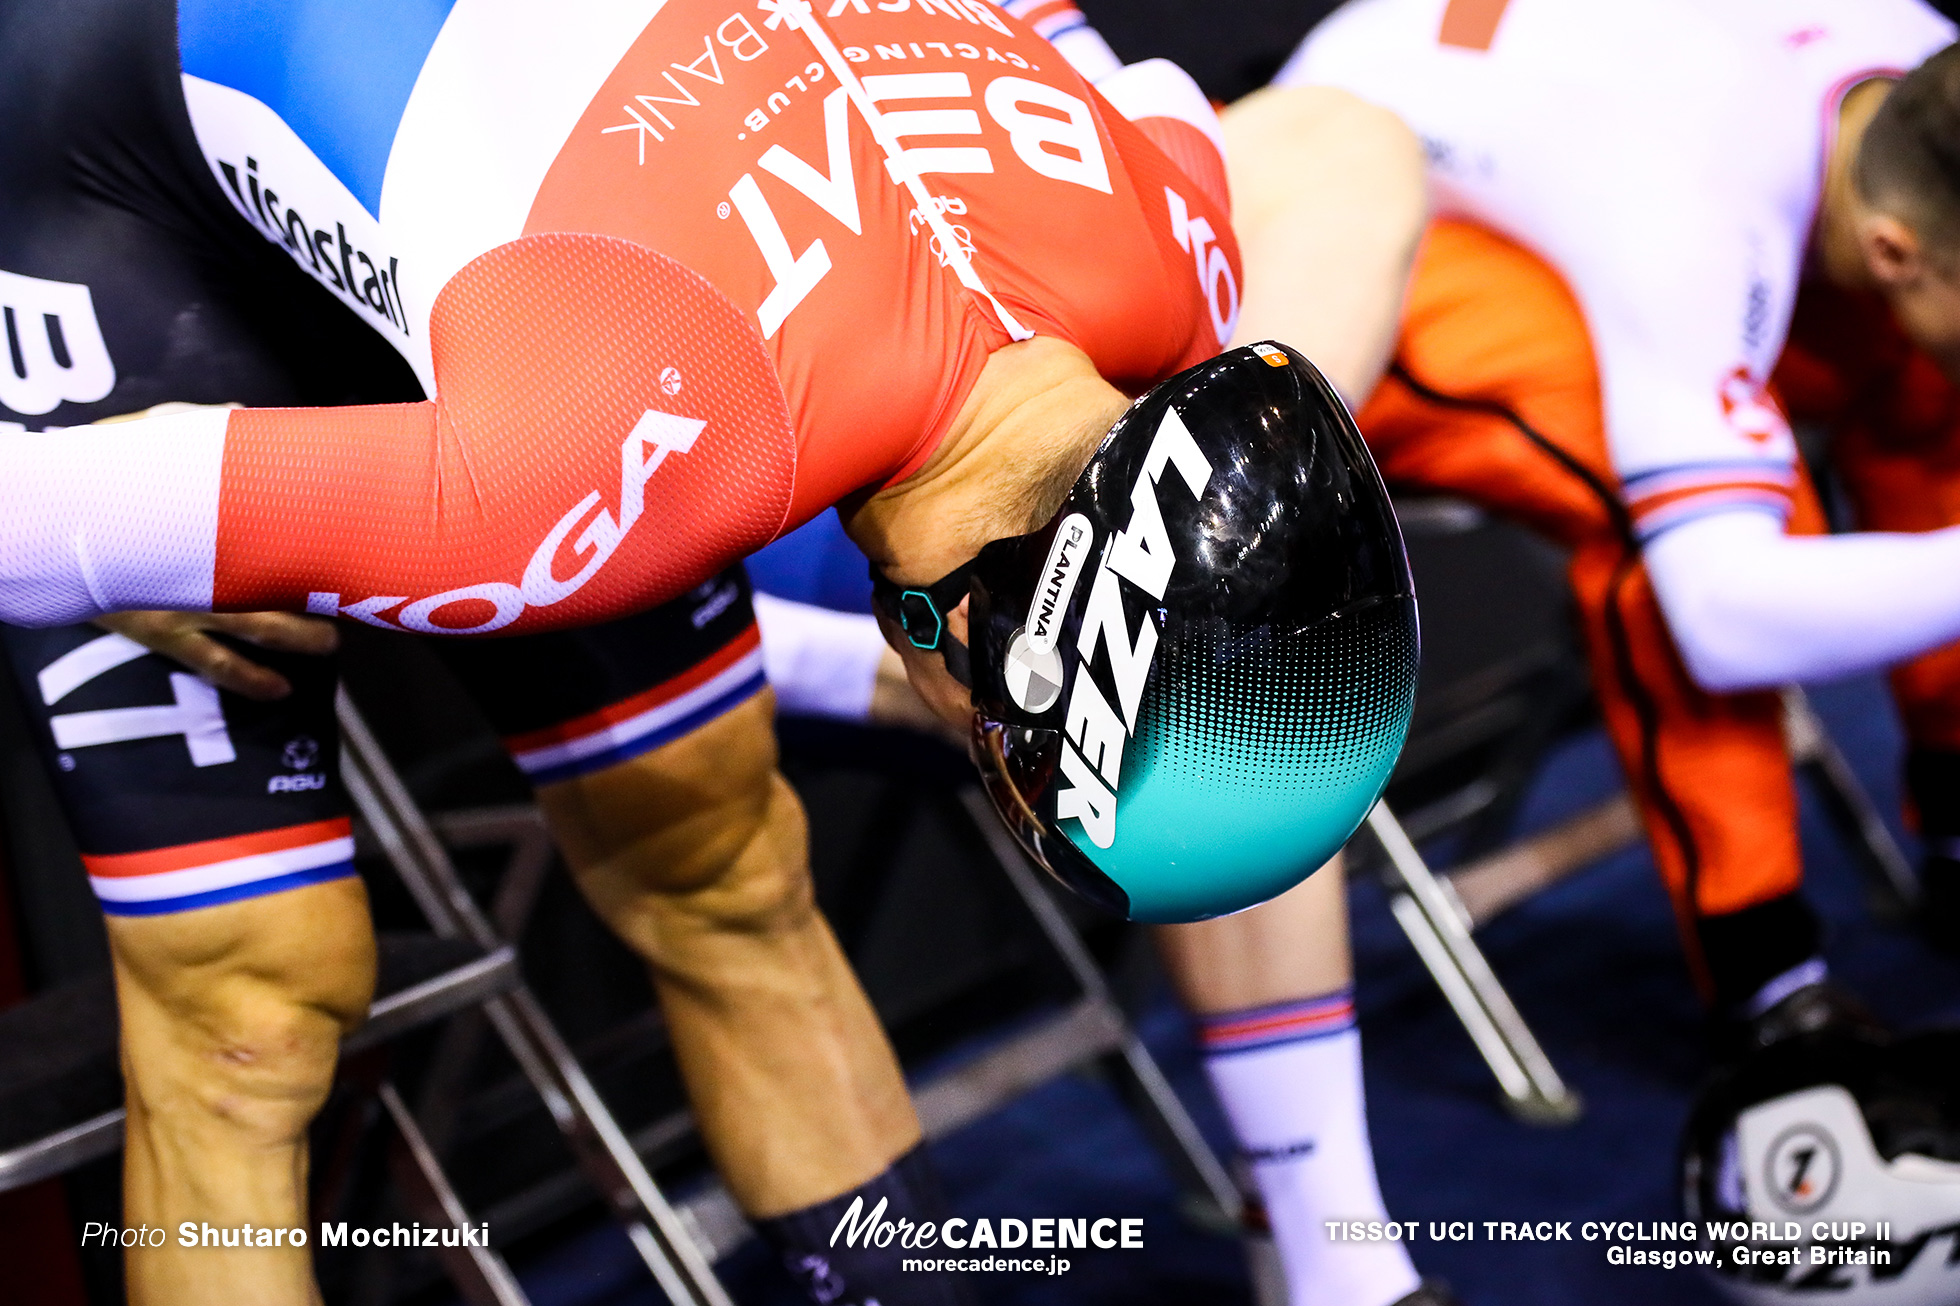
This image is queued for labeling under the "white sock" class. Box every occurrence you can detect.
[1200,991,1421,1306]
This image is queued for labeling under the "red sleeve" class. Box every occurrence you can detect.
[1095,105,1242,376]
[1130,115,1230,221]
[1084,58,1232,220]
[215,233,797,635]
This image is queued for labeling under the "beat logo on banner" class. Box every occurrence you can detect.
[1009,407,1212,850]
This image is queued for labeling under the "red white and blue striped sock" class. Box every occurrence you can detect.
[1199,990,1421,1306]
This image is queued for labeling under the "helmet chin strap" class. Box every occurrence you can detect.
[869,560,975,689]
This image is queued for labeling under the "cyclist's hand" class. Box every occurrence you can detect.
[92,610,338,702]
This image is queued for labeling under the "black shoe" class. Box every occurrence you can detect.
[1919,855,1960,953]
[1736,980,1887,1054]
[1392,1283,1462,1306]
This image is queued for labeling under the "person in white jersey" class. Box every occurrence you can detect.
[1265,0,1960,1048]
[1069,7,1960,1301]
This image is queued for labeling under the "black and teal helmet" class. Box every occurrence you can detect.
[876,342,1418,923]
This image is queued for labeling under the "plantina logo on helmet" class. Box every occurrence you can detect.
[1025,512,1092,656]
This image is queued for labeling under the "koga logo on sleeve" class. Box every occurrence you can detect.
[1052,409,1212,849]
[307,408,701,634]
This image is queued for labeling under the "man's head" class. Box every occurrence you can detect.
[874,344,1421,922]
[860,338,1130,734]
[1850,45,1960,375]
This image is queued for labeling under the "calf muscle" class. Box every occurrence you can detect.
[540,694,919,1216]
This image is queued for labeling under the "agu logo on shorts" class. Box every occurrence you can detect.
[269,735,326,793]
[1766,1122,1841,1214]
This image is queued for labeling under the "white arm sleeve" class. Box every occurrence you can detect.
[751,592,888,722]
[1644,510,1960,692]
[0,410,225,626]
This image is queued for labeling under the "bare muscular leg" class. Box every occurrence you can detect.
[110,877,376,1306]
[1222,87,1427,405]
[536,691,918,1217]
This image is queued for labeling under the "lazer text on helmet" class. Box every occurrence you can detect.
[1053,407,1212,849]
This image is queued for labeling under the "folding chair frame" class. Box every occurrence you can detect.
[1358,686,1917,1125]
[336,690,734,1306]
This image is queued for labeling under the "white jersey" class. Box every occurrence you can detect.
[1280,0,1954,540]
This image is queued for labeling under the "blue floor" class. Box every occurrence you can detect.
[498,674,1960,1306]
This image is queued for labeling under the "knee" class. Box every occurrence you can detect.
[684,772,817,934]
[112,894,376,1147]
[128,975,363,1148]
[545,696,821,945]
[205,1004,349,1141]
[581,769,819,945]
[1225,85,1428,226]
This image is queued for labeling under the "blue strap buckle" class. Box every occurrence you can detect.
[897,589,945,650]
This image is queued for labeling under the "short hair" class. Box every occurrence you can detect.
[1003,404,1119,537]
[914,402,1114,573]
[1855,43,1960,254]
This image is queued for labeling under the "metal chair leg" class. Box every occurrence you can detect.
[380,1081,533,1306]
[337,691,734,1306]
[957,788,1245,1224]
[1365,803,1582,1125]
[414,808,558,1155]
[1782,688,1920,918]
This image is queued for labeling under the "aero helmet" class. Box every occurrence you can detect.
[876,343,1419,922]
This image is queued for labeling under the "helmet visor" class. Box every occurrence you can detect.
[970,716,1132,917]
